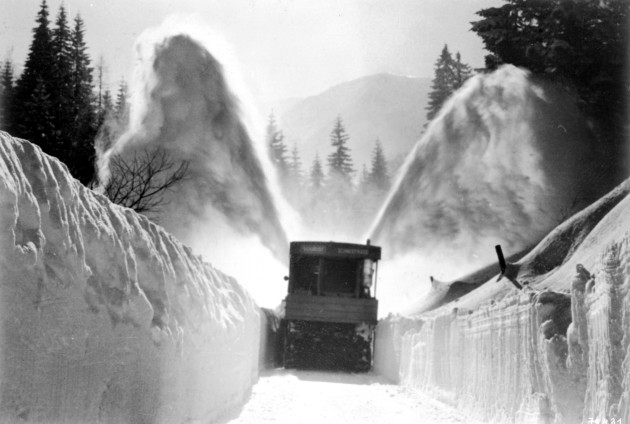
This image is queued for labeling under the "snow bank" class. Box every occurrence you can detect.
[375,180,630,423]
[0,132,263,423]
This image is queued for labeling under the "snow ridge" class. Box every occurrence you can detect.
[0,132,262,423]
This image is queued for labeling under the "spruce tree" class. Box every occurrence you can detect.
[94,56,106,114]
[111,79,130,141]
[98,89,114,128]
[452,51,472,92]
[49,4,74,158]
[11,3,98,185]
[13,0,54,144]
[310,153,324,189]
[68,14,97,184]
[288,143,303,183]
[426,46,473,122]
[426,45,455,121]
[281,143,304,205]
[0,59,15,130]
[24,78,55,149]
[95,89,116,157]
[327,116,354,183]
[71,15,94,115]
[265,112,288,176]
[114,79,128,122]
[369,139,390,192]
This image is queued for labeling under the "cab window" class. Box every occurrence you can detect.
[321,258,359,296]
[291,256,319,294]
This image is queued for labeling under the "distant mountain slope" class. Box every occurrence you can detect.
[274,73,431,173]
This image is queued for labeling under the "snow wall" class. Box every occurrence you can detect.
[375,180,630,424]
[0,132,268,423]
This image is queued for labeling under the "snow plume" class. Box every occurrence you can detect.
[369,66,605,296]
[98,17,293,306]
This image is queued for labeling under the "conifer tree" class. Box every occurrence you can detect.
[310,153,324,189]
[95,86,125,159]
[103,90,114,112]
[114,79,128,122]
[49,4,74,157]
[110,79,130,142]
[98,89,114,128]
[0,59,15,130]
[24,78,55,148]
[425,45,472,122]
[281,143,305,206]
[13,0,54,144]
[71,15,94,114]
[11,3,98,185]
[288,143,303,184]
[94,89,116,162]
[68,13,97,184]
[265,112,288,176]
[93,57,113,143]
[426,45,455,121]
[358,164,370,192]
[369,139,390,192]
[452,52,472,92]
[94,56,106,113]
[327,116,354,184]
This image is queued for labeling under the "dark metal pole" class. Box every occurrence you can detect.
[495,245,506,274]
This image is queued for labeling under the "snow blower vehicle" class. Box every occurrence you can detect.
[281,240,380,372]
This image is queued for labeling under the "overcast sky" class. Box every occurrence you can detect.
[0,0,502,104]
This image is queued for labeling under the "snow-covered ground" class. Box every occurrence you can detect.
[223,370,481,424]
[375,179,630,423]
[0,133,264,423]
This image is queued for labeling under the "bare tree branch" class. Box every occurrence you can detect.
[104,148,190,216]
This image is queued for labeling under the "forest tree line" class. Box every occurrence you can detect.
[0,1,131,187]
[265,112,393,236]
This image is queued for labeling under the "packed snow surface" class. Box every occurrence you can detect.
[223,370,481,424]
[0,132,263,423]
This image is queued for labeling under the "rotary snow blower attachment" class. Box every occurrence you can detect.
[281,240,380,372]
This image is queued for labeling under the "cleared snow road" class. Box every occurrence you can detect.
[222,370,480,424]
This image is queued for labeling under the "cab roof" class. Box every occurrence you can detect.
[290,241,381,261]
